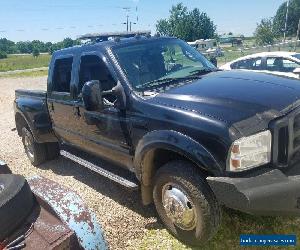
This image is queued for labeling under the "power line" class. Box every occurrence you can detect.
[121,6,139,32]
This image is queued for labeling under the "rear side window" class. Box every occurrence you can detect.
[52,57,73,92]
[265,57,300,72]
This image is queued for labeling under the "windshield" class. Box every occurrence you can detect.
[113,39,216,92]
[292,54,300,61]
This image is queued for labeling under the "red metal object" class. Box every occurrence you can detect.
[0,165,106,249]
[4,197,79,249]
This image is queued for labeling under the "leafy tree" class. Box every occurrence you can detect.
[16,41,31,53]
[32,48,40,57]
[273,0,300,37]
[254,18,276,45]
[63,38,74,48]
[156,3,216,41]
[0,38,16,53]
[0,50,7,59]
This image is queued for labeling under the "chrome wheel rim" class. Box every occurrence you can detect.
[162,183,197,231]
[24,133,34,159]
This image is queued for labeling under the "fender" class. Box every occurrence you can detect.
[14,96,57,143]
[134,130,223,182]
[134,130,223,205]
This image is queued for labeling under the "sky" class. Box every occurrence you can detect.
[0,0,286,42]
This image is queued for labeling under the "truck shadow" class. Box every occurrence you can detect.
[39,156,163,230]
[38,157,300,248]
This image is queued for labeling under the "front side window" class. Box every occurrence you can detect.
[52,57,73,93]
[232,58,262,70]
[267,57,300,72]
[78,55,116,93]
[282,59,300,72]
[113,39,216,92]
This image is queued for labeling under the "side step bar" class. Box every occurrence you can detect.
[60,150,139,189]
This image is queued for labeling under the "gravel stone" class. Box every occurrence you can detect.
[0,76,161,249]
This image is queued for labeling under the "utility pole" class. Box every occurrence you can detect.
[297,18,300,40]
[126,15,129,32]
[122,7,131,32]
[121,6,139,32]
[295,18,300,51]
[284,0,290,42]
[130,22,137,32]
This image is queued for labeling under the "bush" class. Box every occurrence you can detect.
[0,50,7,59]
[32,48,40,57]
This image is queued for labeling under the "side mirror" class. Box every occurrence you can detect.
[82,80,103,111]
[293,68,300,75]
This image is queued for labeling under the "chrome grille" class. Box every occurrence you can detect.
[271,108,300,167]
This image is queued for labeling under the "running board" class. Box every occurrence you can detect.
[60,150,139,189]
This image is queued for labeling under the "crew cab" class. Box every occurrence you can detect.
[14,31,300,246]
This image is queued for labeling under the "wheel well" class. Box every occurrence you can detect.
[15,113,29,136]
[140,148,209,205]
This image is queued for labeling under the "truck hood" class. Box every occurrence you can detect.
[150,70,300,136]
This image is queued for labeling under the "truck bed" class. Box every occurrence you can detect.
[14,88,57,144]
[15,89,47,99]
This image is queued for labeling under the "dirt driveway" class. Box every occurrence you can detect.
[0,76,161,249]
[3,76,300,250]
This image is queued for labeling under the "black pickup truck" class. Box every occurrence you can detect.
[14,32,300,246]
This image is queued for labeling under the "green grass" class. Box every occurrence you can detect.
[217,50,257,66]
[0,54,50,72]
[136,209,300,250]
[0,69,48,78]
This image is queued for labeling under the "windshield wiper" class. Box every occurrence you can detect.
[190,68,216,76]
[136,75,201,91]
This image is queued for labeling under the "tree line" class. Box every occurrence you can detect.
[0,37,80,59]
[255,0,300,45]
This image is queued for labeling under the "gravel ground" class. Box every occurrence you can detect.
[0,76,161,249]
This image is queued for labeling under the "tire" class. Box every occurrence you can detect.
[46,142,60,160]
[0,174,35,241]
[153,161,221,246]
[22,127,47,166]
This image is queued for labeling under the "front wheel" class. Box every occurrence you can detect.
[153,161,221,246]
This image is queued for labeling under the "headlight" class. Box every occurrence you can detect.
[229,130,272,171]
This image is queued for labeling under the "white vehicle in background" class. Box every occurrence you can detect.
[220,52,300,79]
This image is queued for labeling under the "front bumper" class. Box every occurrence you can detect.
[207,167,300,216]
